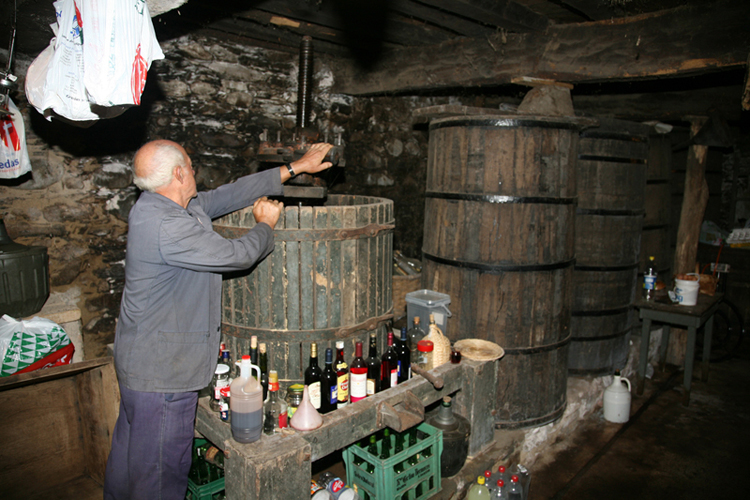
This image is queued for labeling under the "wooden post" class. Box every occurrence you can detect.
[673,116,710,276]
[669,116,709,365]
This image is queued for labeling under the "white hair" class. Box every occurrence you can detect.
[133,143,186,192]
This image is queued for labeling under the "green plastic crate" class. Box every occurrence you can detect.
[343,423,442,500]
[186,438,225,500]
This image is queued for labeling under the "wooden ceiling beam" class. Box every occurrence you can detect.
[331,2,750,95]
[415,0,551,32]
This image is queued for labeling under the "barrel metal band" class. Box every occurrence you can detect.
[423,251,575,273]
[577,154,647,164]
[502,334,572,355]
[222,311,394,341]
[574,262,639,272]
[430,117,582,131]
[216,222,395,242]
[571,328,631,342]
[576,207,645,216]
[572,305,632,317]
[426,191,576,205]
[580,130,649,142]
[496,402,566,430]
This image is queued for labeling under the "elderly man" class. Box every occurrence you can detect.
[103,139,333,499]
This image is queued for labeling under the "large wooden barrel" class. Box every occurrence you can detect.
[568,119,651,375]
[215,195,394,387]
[640,133,673,284]
[422,115,588,429]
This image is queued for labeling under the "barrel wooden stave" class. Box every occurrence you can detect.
[424,115,581,429]
[570,119,651,374]
[216,194,393,386]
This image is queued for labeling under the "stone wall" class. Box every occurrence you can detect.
[0,33,464,358]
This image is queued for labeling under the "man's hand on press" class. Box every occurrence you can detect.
[290,143,335,175]
[252,197,284,229]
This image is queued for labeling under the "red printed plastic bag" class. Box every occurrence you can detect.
[80,0,164,107]
[0,315,74,377]
[0,98,32,179]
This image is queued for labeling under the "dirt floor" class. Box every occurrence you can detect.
[530,333,750,500]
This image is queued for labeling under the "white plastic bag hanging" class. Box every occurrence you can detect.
[0,98,32,179]
[80,0,164,106]
[41,0,100,122]
[29,0,164,124]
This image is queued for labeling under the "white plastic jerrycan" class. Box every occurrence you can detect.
[603,371,631,423]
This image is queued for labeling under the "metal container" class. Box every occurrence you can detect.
[0,219,49,318]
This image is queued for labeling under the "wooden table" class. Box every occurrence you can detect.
[195,358,496,500]
[635,293,723,405]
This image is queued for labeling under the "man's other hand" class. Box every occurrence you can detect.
[252,197,283,229]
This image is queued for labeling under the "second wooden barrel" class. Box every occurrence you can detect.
[422,115,587,429]
[568,119,651,375]
[215,194,394,388]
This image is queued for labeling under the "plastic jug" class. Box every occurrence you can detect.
[231,355,263,443]
[603,371,631,423]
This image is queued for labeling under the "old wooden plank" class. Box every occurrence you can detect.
[271,240,286,330]
[285,206,301,332]
[332,2,749,95]
[329,208,343,328]
[356,205,370,323]
[673,117,710,275]
[417,0,549,32]
[300,207,315,331]
[314,207,329,330]
[341,207,358,327]
[76,365,114,484]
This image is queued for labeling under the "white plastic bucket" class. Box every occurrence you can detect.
[674,275,700,306]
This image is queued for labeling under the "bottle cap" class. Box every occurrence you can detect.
[477,476,485,485]
[484,470,492,478]
[325,348,333,363]
[417,340,434,352]
[251,335,257,348]
[259,343,266,354]
[336,340,344,349]
[215,364,229,375]
[497,480,504,488]
[401,326,408,340]
[498,465,506,473]
[511,475,519,482]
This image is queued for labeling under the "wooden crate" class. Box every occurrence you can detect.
[0,357,119,500]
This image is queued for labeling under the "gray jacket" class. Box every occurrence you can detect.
[114,168,282,392]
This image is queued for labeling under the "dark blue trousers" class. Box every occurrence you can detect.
[103,384,198,500]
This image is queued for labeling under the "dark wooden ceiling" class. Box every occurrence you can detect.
[2,0,749,122]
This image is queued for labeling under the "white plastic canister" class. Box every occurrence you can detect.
[603,372,631,423]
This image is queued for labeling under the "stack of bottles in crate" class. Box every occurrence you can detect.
[343,423,443,500]
[187,439,225,500]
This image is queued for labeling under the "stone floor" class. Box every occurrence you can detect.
[528,334,750,500]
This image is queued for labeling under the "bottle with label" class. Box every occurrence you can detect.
[335,341,349,408]
[210,363,230,412]
[365,333,381,396]
[259,342,268,401]
[406,317,426,377]
[381,331,399,390]
[221,348,234,379]
[321,348,338,414]
[230,355,263,443]
[286,383,304,420]
[318,471,361,500]
[263,370,288,434]
[466,476,490,500]
[305,343,323,410]
[350,341,368,403]
[312,479,334,499]
[218,386,230,422]
[417,340,434,371]
[643,255,657,300]
[396,327,410,383]
[249,335,258,367]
